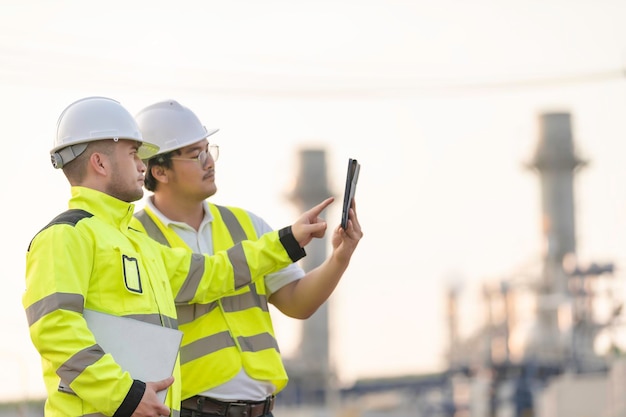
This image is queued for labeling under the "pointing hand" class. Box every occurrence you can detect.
[291,197,334,247]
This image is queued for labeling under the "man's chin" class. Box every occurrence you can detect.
[129,188,144,202]
[206,185,218,198]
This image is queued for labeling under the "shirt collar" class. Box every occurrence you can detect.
[145,195,214,229]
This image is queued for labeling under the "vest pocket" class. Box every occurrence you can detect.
[91,246,153,314]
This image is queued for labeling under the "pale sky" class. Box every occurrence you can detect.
[3,0,626,401]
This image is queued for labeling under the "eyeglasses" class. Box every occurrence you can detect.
[170,144,219,166]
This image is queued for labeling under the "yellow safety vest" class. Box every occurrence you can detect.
[24,187,301,417]
[133,204,288,400]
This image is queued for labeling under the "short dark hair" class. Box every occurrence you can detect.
[144,154,170,192]
[144,148,183,191]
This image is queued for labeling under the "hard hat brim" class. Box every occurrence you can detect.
[138,141,160,160]
[150,128,220,157]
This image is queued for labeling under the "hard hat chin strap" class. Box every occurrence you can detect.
[51,143,89,169]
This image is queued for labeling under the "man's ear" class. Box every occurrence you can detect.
[151,165,169,184]
[90,152,108,176]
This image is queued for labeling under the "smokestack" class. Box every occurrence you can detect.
[530,112,585,273]
[284,148,335,406]
[289,149,333,367]
[525,111,586,363]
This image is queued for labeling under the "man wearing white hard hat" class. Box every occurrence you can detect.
[132,100,363,417]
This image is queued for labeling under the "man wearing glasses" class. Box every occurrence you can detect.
[132,100,363,417]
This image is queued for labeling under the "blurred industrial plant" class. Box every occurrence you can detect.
[273,112,626,417]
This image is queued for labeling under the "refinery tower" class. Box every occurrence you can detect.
[525,112,609,372]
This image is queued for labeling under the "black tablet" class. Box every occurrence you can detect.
[341,158,361,230]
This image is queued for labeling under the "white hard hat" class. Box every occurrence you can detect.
[51,96,160,169]
[135,100,219,157]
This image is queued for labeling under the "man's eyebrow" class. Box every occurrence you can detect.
[184,143,208,153]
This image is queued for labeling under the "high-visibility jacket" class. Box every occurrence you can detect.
[23,186,304,417]
[133,204,288,400]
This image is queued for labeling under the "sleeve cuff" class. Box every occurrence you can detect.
[278,226,306,262]
[113,379,146,417]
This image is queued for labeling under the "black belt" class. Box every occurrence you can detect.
[181,395,274,417]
